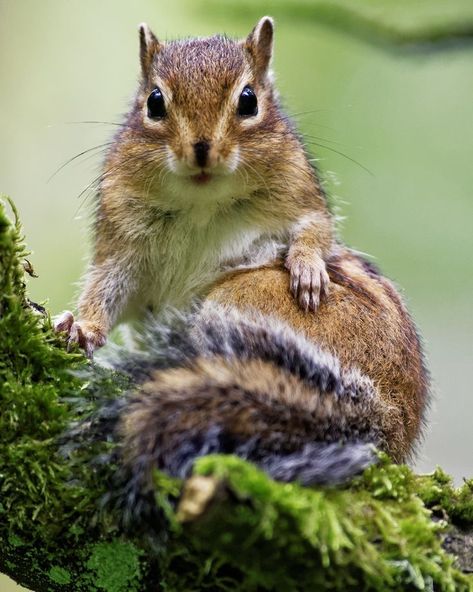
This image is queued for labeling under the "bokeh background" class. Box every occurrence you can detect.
[1,1,472,589]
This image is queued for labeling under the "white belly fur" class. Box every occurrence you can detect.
[121,207,287,321]
[115,170,289,322]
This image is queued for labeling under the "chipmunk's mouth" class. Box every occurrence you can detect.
[191,172,212,185]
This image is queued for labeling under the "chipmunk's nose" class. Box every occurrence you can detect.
[193,140,210,168]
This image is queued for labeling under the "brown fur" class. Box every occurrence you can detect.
[204,247,428,461]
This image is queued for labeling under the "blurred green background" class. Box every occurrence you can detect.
[1,1,472,589]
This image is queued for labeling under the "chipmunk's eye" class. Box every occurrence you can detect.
[238,86,258,117]
[147,88,166,119]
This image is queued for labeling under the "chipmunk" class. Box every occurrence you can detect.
[55,16,333,356]
[79,247,429,513]
[59,19,429,499]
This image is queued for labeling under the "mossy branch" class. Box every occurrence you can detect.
[0,197,472,592]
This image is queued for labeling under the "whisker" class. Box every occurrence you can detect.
[241,159,271,197]
[76,152,147,202]
[301,133,346,147]
[289,109,330,118]
[236,164,250,189]
[65,120,145,133]
[304,140,373,176]
[299,122,336,133]
[48,142,115,182]
[73,152,159,218]
[157,158,172,187]
[67,119,129,128]
[83,146,168,200]
[159,167,171,187]
[144,154,168,199]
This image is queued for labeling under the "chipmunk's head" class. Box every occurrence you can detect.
[121,17,288,210]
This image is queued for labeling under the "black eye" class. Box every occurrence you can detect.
[147,88,166,119]
[238,86,258,117]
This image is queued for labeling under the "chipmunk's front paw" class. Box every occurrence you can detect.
[54,311,106,358]
[286,255,330,312]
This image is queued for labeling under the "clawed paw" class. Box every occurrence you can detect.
[54,311,106,358]
[286,255,330,312]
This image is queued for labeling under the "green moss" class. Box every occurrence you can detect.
[0,197,130,590]
[417,468,473,527]
[187,455,472,591]
[85,541,142,592]
[48,566,72,585]
[8,534,26,548]
[0,196,93,540]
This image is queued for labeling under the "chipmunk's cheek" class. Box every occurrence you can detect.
[165,145,181,174]
[220,145,240,174]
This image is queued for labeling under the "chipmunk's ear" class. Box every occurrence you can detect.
[245,16,274,80]
[139,23,161,78]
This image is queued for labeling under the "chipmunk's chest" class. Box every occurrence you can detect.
[116,178,289,321]
[137,209,269,311]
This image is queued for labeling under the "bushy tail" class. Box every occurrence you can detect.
[73,306,387,522]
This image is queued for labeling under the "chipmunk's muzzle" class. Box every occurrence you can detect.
[166,138,240,184]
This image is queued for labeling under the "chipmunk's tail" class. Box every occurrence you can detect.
[79,306,387,520]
